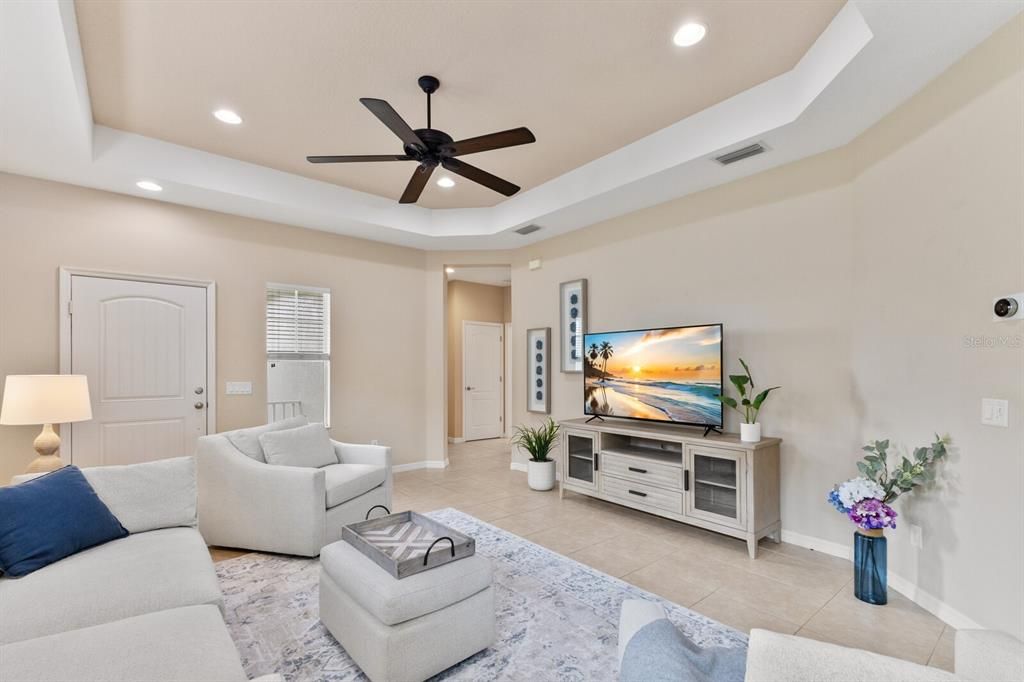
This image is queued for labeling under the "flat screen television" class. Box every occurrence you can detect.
[583,323,723,427]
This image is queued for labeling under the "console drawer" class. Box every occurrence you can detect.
[600,475,683,514]
[601,451,682,490]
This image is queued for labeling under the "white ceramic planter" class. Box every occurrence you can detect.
[740,422,762,443]
[527,459,556,491]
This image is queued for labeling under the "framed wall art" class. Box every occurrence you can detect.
[559,279,587,373]
[527,327,551,414]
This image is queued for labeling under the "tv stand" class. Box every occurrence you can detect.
[558,418,781,558]
[585,414,605,424]
[702,424,722,438]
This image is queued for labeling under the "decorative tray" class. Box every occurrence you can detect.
[342,506,476,579]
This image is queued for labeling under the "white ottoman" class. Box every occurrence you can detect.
[319,539,496,682]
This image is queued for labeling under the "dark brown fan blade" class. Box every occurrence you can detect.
[307,154,411,164]
[399,164,436,204]
[441,158,520,197]
[443,127,536,157]
[360,98,424,150]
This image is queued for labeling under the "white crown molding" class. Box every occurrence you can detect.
[1,1,1020,250]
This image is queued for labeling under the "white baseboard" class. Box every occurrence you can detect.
[780,529,982,630]
[447,437,465,444]
[392,460,447,472]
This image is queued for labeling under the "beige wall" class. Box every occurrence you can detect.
[504,17,1023,637]
[0,174,429,480]
[446,280,508,439]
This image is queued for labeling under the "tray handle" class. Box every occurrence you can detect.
[365,505,391,520]
[423,536,455,566]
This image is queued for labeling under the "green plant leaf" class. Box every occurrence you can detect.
[751,386,780,409]
[739,357,755,388]
[857,461,869,475]
[718,396,738,409]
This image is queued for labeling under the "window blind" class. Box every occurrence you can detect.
[266,286,331,359]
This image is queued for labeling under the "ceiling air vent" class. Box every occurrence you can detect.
[714,142,767,166]
[515,224,542,236]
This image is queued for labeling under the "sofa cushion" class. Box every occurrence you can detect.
[75,457,197,533]
[320,538,492,626]
[224,415,308,463]
[323,462,387,508]
[0,466,128,578]
[0,527,223,644]
[0,605,247,682]
[260,423,337,469]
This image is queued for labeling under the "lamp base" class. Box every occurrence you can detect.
[26,423,64,474]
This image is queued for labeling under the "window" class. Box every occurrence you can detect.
[266,284,331,426]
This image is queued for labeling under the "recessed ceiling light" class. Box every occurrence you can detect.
[436,177,455,188]
[213,109,243,125]
[673,22,707,47]
[445,267,455,274]
[136,180,163,192]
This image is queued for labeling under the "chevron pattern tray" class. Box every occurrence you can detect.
[342,510,475,579]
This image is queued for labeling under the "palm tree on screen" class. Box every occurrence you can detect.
[599,341,614,376]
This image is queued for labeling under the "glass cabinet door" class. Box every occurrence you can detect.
[685,446,744,529]
[564,431,597,489]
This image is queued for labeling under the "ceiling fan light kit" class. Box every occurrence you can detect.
[307,75,536,205]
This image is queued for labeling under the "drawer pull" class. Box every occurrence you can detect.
[627,466,648,474]
[628,489,648,498]
[684,470,690,491]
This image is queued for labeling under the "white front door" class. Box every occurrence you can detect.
[69,275,210,467]
[463,321,504,441]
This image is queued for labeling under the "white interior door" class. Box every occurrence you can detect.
[69,275,209,467]
[463,321,504,441]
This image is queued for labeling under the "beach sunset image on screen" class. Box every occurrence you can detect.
[583,324,723,426]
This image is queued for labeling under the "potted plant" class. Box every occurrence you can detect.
[512,418,560,491]
[828,435,949,605]
[716,358,779,442]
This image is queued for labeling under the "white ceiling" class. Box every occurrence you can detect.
[447,266,512,287]
[1,1,1021,250]
[71,1,843,210]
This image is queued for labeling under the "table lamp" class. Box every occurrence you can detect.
[0,375,92,473]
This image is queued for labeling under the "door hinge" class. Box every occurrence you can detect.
[67,300,73,316]
[499,376,503,382]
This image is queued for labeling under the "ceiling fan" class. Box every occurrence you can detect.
[307,75,536,205]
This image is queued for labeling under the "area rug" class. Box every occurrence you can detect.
[215,508,747,681]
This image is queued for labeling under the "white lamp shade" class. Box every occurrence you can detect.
[0,375,93,425]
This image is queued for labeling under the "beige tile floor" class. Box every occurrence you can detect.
[211,437,955,671]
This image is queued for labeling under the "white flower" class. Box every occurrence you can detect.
[838,477,884,508]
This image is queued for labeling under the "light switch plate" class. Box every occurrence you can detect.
[226,381,253,395]
[981,398,1008,427]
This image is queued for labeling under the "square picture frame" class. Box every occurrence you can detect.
[559,279,587,373]
[527,327,551,414]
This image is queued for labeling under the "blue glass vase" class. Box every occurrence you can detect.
[854,530,887,605]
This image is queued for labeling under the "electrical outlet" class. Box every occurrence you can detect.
[982,398,1009,427]
[909,524,923,549]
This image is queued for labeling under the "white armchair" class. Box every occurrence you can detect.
[196,423,392,557]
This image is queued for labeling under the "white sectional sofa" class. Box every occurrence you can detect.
[1,458,271,682]
[618,600,1024,682]
[196,418,392,557]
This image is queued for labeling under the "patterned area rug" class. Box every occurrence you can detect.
[216,508,746,681]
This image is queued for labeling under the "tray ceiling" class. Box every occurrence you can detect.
[74,0,843,209]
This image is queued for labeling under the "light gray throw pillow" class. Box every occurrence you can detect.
[620,618,746,682]
[259,423,338,468]
[225,415,308,463]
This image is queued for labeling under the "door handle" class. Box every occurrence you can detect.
[465,386,473,391]
[194,402,205,409]
[195,387,204,395]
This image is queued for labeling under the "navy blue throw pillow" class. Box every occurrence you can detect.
[0,466,128,577]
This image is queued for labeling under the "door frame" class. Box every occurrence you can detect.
[58,267,217,464]
[461,319,505,442]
